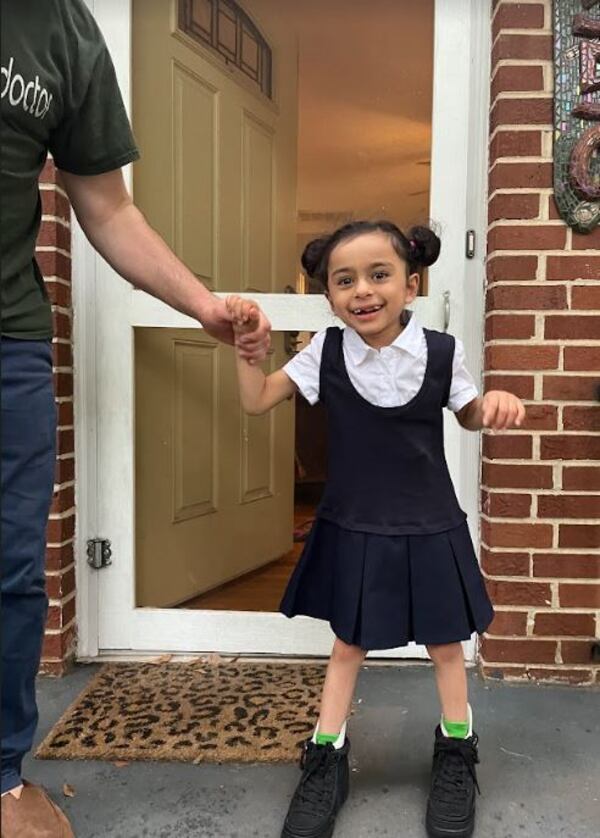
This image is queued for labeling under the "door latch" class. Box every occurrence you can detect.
[87,538,112,569]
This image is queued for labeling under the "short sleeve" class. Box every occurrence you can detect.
[448,338,479,413]
[282,331,326,405]
[49,4,139,175]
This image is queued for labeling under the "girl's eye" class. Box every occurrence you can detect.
[337,276,353,286]
[373,271,389,281]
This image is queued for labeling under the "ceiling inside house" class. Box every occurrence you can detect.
[288,0,434,234]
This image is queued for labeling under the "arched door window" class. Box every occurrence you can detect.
[178,0,272,98]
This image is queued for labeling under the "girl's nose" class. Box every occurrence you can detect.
[355,277,372,297]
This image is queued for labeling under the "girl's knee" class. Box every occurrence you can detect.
[331,638,366,665]
[427,642,464,667]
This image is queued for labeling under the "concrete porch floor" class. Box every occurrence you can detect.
[27,664,599,838]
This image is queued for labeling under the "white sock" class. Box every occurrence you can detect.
[312,720,347,749]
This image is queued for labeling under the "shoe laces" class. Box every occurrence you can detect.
[293,743,338,814]
[431,735,480,807]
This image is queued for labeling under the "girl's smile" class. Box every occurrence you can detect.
[327,232,419,349]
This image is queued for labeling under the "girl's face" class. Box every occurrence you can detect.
[326,231,420,349]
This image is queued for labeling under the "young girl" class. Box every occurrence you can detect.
[226,221,525,838]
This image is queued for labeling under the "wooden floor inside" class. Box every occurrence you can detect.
[179,505,315,612]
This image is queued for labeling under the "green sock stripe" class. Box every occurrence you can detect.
[443,719,469,739]
[316,732,339,746]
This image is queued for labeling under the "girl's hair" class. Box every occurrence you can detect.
[301,220,441,290]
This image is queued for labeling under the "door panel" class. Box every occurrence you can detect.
[132,0,298,606]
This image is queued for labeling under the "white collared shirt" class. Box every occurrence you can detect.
[283,314,478,412]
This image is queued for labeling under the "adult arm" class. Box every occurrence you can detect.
[59,168,270,361]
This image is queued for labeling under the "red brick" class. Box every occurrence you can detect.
[571,227,600,250]
[563,466,600,491]
[487,255,538,282]
[46,567,76,600]
[481,549,530,577]
[563,406,600,432]
[541,435,600,461]
[484,374,534,399]
[561,641,598,664]
[571,286,600,310]
[57,428,75,454]
[40,188,71,221]
[45,280,71,308]
[491,98,553,128]
[37,220,70,252]
[482,434,533,459]
[491,66,545,101]
[546,256,600,281]
[52,340,72,368]
[533,613,596,637]
[533,553,600,579]
[481,637,556,664]
[488,193,540,223]
[46,514,75,544]
[489,162,552,191]
[493,3,546,34]
[485,345,559,371]
[45,596,75,630]
[544,315,600,340]
[543,376,599,401]
[487,285,567,311]
[521,404,558,431]
[486,579,552,605]
[482,520,553,548]
[50,485,75,515]
[36,250,71,281]
[39,660,73,677]
[41,624,76,661]
[482,491,533,518]
[548,195,562,220]
[485,314,536,340]
[490,131,542,161]
[492,34,553,64]
[538,494,600,519]
[482,462,553,489]
[55,456,75,484]
[489,225,566,252]
[54,372,73,399]
[56,401,74,426]
[563,347,600,371]
[559,526,600,550]
[487,611,528,636]
[45,542,74,571]
[52,310,72,340]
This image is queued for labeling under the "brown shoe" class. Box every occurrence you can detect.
[1,782,74,837]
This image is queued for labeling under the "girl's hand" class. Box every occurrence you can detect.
[482,390,526,430]
[225,295,271,363]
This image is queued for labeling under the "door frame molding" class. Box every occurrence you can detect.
[74,0,491,659]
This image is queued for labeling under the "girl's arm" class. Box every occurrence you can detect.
[226,295,297,415]
[456,390,526,431]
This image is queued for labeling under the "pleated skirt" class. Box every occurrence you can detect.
[280,518,494,651]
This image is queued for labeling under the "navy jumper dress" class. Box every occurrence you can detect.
[280,326,494,650]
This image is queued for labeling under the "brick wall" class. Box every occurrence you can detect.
[37,159,77,676]
[481,0,600,686]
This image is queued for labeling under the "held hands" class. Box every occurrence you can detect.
[481,390,526,430]
[225,295,271,363]
[202,295,271,363]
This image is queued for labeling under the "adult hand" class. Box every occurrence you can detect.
[204,296,271,363]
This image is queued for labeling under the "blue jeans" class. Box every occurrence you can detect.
[1,338,56,794]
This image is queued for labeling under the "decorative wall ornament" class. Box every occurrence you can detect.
[554,0,600,232]
[178,0,272,99]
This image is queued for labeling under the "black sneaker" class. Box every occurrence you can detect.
[426,726,480,838]
[281,739,350,838]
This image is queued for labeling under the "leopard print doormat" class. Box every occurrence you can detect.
[35,661,326,764]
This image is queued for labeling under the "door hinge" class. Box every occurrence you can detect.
[87,538,112,569]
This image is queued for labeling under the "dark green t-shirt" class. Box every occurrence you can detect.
[0,0,140,338]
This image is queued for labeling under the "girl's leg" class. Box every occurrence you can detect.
[426,642,468,725]
[318,637,366,735]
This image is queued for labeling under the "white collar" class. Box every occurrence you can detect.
[343,311,424,365]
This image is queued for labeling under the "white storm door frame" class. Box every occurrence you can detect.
[74,0,490,660]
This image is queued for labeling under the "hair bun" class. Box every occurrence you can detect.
[301,237,329,278]
[407,225,441,268]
